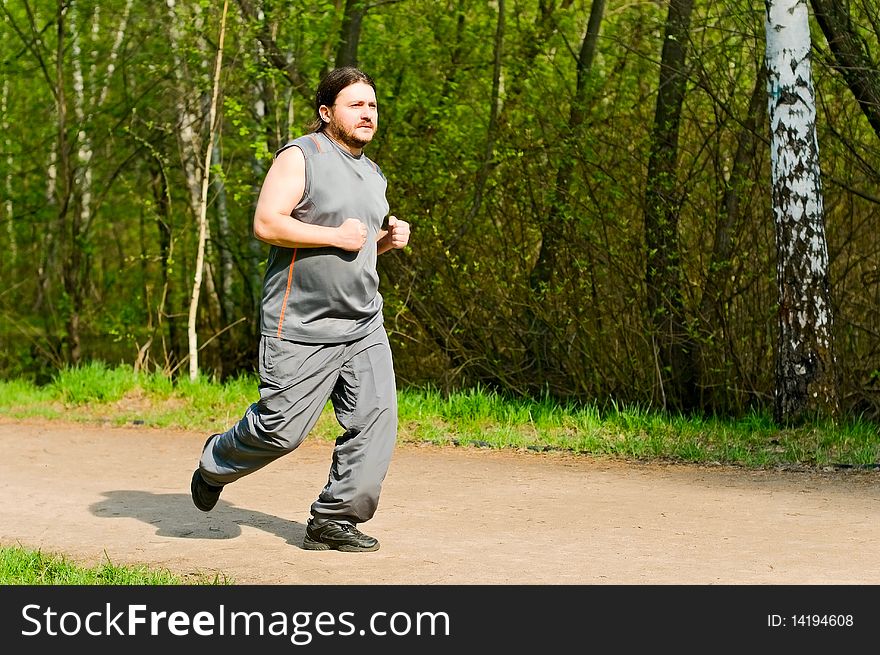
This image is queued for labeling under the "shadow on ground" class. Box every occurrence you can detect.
[89,491,308,548]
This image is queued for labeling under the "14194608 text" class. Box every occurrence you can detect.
[767,614,854,628]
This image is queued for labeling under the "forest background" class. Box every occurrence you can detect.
[2,0,879,423]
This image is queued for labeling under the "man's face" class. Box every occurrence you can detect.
[322,81,378,151]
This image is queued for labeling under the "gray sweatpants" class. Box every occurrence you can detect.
[198,326,397,524]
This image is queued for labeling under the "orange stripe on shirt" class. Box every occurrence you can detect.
[276,248,297,338]
[307,134,322,152]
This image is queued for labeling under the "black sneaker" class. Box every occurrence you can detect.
[190,469,222,512]
[302,518,380,552]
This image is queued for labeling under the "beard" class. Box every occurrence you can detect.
[326,120,373,150]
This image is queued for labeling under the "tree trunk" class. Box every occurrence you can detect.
[165,0,206,223]
[188,0,229,381]
[765,0,839,424]
[55,1,83,365]
[164,0,222,378]
[643,0,697,411]
[809,0,880,141]
[529,0,606,293]
[211,141,235,323]
[335,0,365,68]
[149,162,180,372]
[1,80,15,265]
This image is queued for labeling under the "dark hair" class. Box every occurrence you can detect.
[308,67,376,133]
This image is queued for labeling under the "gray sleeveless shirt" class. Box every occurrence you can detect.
[259,132,389,343]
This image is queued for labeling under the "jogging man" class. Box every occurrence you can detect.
[190,67,410,553]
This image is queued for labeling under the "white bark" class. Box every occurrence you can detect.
[70,0,90,229]
[188,1,229,381]
[71,0,133,235]
[1,80,15,262]
[46,153,57,205]
[765,0,837,422]
[97,2,133,107]
[165,0,207,217]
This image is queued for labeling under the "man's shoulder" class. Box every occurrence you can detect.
[363,154,386,180]
[275,133,324,159]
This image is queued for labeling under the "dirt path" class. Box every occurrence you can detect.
[3,417,880,585]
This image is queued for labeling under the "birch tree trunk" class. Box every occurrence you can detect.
[61,0,133,364]
[1,80,15,264]
[165,0,207,221]
[188,0,229,381]
[165,0,214,372]
[765,0,839,424]
[72,0,133,239]
[70,2,90,238]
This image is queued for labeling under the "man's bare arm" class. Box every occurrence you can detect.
[253,146,367,252]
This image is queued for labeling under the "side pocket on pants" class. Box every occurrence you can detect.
[259,335,286,387]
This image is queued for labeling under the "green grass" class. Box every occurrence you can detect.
[2,365,878,468]
[2,364,878,584]
[0,544,228,585]
[395,384,879,469]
